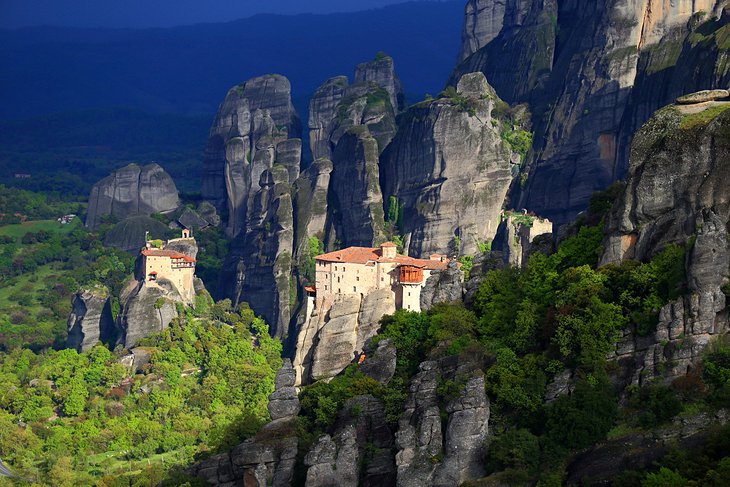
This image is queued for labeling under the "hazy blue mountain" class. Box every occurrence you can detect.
[0,1,464,119]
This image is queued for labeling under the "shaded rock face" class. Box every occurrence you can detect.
[103,216,169,253]
[294,287,396,385]
[360,338,397,384]
[566,410,729,485]
[305,395,397,487]
[222,166,295,339]
[306,54,399,179]
[116,278,180,349]
[381,72,514,257]
[603,104,730,387]
[395,358,489,487]
[86,163,180,230]
[191,361,300,486]
[66,287,115,352]
[200,74,301,238]
[420,260,464,312]
[452,0,729,224]
[327,128,387,248]
[202,75,301,338]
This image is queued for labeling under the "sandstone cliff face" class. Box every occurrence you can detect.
[294,288,396,385]
[381,72,514,257]
[603,102,730,387]
[116,278,180,349]
[202,75,301,338]
[66,287,115,352]
[453,0,729,224]
[395,359,489,487]
[200,74,301,238]
[354,55,404,113]
[86,163,180,230]
[327,128,387,248]
[221,165,295,339]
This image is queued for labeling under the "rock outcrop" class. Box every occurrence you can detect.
[308,76,348,161]
[66,286,115,352]
[420,260,464,312]
[452,0,730,224]
[86,163,180,230]
[202,75,301,338]
[327,127,387,248]
[116,277,180,349]
[381,72,515,257]
[495,212,554,268]
[354,54,404,113]
[191,361,300,486]
[395,359,489,487]
[200,74,301,238]
[294,288,396,385]
[603,102,730,387]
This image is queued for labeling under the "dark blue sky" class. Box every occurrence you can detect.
[0,0,448,29]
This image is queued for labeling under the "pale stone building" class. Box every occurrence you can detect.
[141,229,196,304]
[310,242,452,314]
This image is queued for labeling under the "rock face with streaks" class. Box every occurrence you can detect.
[395,358,489,487]
[452,0,730,224]
[603,102,730,387]
[201,75,301,338]
[66,286,115,352]
[308,76,349,161]
[381,72,515,257]
[86,163,180,230]
[294,287,396,385]
[355,54,404,113]
[420,260,464,311]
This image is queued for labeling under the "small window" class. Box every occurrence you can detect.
[381,277,384,282]
[407,305,411,310]
[356,276,360,281]
[408,292,411,297]
[338,288,341,293]
[335,266,337,271]
[337,276,340,283]
[325,285,328,290]
[343,266,346,272]
[353,286,357,292]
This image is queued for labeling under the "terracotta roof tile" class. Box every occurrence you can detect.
[315,246,449,270]
[141,249,196,263]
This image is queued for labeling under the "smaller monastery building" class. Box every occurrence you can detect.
[309,242,452,314]
[140,229,196,304]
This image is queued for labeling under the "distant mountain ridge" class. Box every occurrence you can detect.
[0,1,464,119]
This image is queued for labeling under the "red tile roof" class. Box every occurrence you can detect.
[141,249,196,263]
[315,246,449,270]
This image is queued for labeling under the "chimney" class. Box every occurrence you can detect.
[380,242,397,259]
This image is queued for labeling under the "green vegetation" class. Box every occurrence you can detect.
[0,300,281,485]
[0,218,135,350]
[679,104,730,130]
[297,236,324,285]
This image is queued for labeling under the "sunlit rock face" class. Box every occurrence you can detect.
[452,0,729,224]
[603,102,730,389]
[381,72,514,257]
